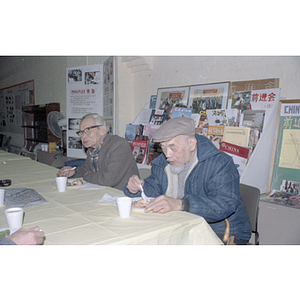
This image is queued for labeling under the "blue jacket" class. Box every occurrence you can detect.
[124,134,252,241]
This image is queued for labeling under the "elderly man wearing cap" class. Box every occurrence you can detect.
[124,117,252,244]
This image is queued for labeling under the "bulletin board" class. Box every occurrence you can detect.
[66,64,103,158]
[0,80,35,134]
[267,99,300,194]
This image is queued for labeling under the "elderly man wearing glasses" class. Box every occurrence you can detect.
[57,113,139,190]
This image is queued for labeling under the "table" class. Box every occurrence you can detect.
[0,151,222,245]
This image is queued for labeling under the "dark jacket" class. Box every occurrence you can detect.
[124,134,252,241]
[75,134,139,190]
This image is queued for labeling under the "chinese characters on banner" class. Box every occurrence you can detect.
[278,103,300,170]
[232,88,280,130]
[250,88,279,110]
[66,64,103,158]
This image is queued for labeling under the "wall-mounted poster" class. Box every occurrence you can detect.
[0,80,34,134]
[267,100,300,204]
[66,64,103,158]
[103,57,115,134]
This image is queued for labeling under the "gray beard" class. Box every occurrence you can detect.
[170,164,185,174]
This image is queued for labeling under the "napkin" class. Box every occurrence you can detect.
[96,193,143,207]
[96,193,120,206]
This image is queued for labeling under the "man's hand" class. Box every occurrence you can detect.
[127,175,144,194]
[145,195,182,213]
[8,227,45,245]
[56,167,75,178]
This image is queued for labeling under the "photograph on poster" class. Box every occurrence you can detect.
[206,109,229,126]
[156,86,190,110]
[231,90,252,112]
[68,118,81,131]
[189,82,229,113]
[85,71,101,85]
[68,136,82,149]
[68,69,82,82]
[268,179,300,208]
[280,179,299,195]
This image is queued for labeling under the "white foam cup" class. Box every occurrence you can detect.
[56,176,67,192]
[0,189,5,206]
[5,207,24,234]
[117,197,132,218]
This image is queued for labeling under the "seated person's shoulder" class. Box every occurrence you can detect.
[107,134,128,144]
[106,134,131,150]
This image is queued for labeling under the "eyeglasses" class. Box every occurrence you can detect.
[76,125,102,137]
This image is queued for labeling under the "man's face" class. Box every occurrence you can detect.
[79,117,105,149]
[160,135,196,168]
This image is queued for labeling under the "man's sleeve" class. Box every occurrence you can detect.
[0,237,16,245]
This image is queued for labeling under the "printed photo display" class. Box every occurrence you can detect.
[126,82,282,185]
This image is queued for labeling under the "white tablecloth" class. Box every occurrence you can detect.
[0,151,222,245]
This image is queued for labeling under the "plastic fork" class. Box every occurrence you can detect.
[139,184,151,202]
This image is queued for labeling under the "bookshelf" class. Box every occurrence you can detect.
[22,103,60,152]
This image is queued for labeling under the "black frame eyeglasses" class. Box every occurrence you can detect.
[76,125,102,137]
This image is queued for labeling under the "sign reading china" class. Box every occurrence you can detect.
[220,141,250,159]
[220,141,250,176]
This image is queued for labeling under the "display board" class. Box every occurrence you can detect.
[0,80,34,134]
[103,56,115,134]
[66,64,103,158]
[267,99,300,194]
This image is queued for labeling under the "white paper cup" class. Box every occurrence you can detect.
[0,189,5,206]
[5,207,24,234]
[56,177,67,192]
[117,197,132,218]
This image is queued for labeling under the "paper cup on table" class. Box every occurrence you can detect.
[0,189,5,206]
[56,177,67,192]
[5,207,24,234]
[117,197,132,218]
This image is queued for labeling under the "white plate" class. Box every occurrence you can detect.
[52,178,87,187]
[131,197,152,209]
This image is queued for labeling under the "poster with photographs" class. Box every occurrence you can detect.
[66,64,103,158]
[0,80,34,134]
[103,57,115,134]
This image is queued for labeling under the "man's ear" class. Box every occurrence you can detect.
[189,137,197,152]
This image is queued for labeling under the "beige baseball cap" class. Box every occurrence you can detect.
[152,117,195,142]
